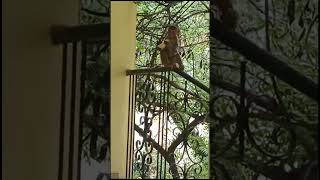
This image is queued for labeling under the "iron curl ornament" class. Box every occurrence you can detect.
[127,70,209,179]
[209,62,300,179]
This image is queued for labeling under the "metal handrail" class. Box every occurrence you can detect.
[50,23,109,44]
[126,67,209,93]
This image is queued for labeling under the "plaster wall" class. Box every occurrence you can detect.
[110,1,137,178]
[3,0,79,180]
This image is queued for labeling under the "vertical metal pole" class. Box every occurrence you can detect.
[58,43,68,180]
[240,61,247,110]
[131,75,137,178]
[164,72,171,178]
[160,71,167,179]
[141,76,147,179]
[184,80,187,112]
[76,41,87,180]
[209,2,214,178]
[68,42,78,180]
[126,75,132,178]
[239,61,247,158]
[156,72,164,178]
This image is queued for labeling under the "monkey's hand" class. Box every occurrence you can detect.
[157,41,166,50]
[160,40,170,48]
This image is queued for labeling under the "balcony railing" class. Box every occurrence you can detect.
[51,23,109,180]
[126,67,210,179]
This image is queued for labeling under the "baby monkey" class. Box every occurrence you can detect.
[157,25,184,71]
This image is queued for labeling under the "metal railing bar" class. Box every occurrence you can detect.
[126,75,132,178]
[68,42,78,180]
[163,72,171,178]
[50,23,109,45]
[160,71,167,179]
[58,43,68,180]
[131,75,137,178]
[129,75,135,178]
[211,17,318,101]
[156,72,164,178]
[76,41,87,180]
[126,67,210,94]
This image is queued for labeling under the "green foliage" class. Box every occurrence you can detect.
[79,0,110,179]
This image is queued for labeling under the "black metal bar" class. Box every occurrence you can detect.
[238,61,247,158]
[240,61,247,108]
[131,75,137,178]
[51,23,109,45]
[159,72,164,176]
[209,5,214,178]
[141,75,147,179]
[164,72,171,178]
[174,70,210,93]
[126,67,170,75]
[58,43,68,180]
[160,71,167,179]
[76,41,87,180]
[211,17,318,101]
[129,75,135,178]
[156,72,164,178]
[184,80,187,112]
[126,75,132,178]
[126,68,209,94]
[68,42,78,180]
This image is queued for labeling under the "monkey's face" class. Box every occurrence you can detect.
[167,26,180,38]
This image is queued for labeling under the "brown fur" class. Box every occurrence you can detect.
[158,25,184,71]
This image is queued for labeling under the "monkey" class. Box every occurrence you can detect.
[157,25,184,71]
[213,0,239,31]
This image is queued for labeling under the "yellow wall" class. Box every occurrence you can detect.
[111,1,137,178]
[3,0,79,180]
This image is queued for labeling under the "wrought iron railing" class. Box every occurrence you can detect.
[209,16,318,180]
[126,67,210,179]
[209,60,318,179]
[51,24,109,180]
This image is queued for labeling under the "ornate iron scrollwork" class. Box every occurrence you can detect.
[127,71,209,179]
